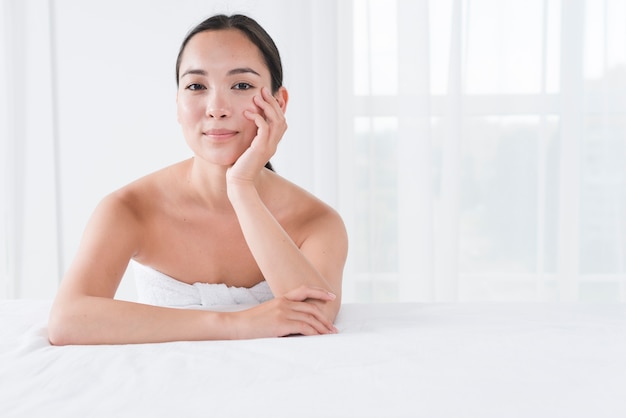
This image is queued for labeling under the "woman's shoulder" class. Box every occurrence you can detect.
[265,171,346,235]
[100,160,189,218]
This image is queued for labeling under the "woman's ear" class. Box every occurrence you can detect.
[275,87,289,113]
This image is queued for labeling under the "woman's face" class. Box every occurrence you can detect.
[176,29,281,167]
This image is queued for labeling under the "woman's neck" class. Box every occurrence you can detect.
[186,157,233,211]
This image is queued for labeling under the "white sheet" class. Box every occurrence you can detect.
[1,300,625,417]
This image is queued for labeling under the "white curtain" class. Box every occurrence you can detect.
[0,0,8,298]
[338,0,626,302]
[1,0,60,299]
[2,0,625,303]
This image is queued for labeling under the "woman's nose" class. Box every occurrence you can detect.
[206,92,231,118]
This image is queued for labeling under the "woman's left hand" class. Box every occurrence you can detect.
[226,87,287,186]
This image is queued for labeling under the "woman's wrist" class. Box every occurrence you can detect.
[226,178,259,206]
[219,309,249,340]
[203,310,238,340]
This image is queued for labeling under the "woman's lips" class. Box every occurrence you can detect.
[203,129,238,141]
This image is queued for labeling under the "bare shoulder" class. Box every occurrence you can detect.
[87,160,188,247]
[266,171,348,248]
[84,183,147,257]
[93,180,149,231]
[105,160,187,213]
[264,172,348,297]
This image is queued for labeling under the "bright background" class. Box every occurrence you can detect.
[2,0,625,303]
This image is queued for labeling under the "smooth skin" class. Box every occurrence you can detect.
[48,29,348,345]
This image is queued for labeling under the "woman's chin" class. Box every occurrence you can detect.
[193,153,242,169]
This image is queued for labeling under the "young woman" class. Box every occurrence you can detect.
[48,14,348,345]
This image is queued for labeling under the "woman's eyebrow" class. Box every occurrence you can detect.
[227,67,260,77]
[181,68,207,78]
[180,67,261,78]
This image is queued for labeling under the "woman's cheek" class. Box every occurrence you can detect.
[177,98,195,125]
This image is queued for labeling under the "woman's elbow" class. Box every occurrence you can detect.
[48,312,69,346]
[48,322,68,346]
[47,303,81,346]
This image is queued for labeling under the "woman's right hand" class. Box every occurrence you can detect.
[229,285,339,339]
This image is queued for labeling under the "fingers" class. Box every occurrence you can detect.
[254,87,285,120]
[242,110,268,145]
[246,87,287,137]
[236,287,339,339]
[285,299,338,336]
[238,87,285,172]
[279,285,338,335]
[284,285,337,303]
[280,285,338,335]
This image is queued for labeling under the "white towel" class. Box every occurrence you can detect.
[132,261,274,308]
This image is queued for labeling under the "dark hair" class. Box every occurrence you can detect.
[176,14,281,172]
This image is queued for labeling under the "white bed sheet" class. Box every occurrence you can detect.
[1,300,625,418]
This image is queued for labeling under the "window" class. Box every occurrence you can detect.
[338,0,626,302]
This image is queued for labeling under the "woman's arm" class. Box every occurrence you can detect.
[48,192,337,345]
[227,88,348,322]
[227,183,347,322]
[48,192,226,344]
[49,287,337,345]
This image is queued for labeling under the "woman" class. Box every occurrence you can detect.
[48,14,348,345]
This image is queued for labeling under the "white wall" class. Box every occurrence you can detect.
[2,0,338,300]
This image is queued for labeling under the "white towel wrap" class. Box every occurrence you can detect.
[132,261,274,308]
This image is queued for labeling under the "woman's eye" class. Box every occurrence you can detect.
[186,83,206,91]
[233,82,253,90]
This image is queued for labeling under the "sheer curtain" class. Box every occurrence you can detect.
[0,0,8,298]
[1,0,59,299]
[337,0,626,302]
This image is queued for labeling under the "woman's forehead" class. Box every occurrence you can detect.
[181,29,266,70]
